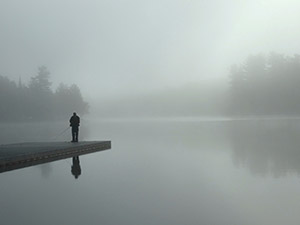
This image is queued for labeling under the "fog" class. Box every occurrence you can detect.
[2,0,300,107]
[3,1,300,225]
[3,120,300,225]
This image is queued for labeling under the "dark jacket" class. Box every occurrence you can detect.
[70,115,80,127]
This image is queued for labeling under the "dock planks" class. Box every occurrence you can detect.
[0,141,111,173]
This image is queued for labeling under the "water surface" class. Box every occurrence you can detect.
[1,119,300,225]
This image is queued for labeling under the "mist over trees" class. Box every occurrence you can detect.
[0,66,88,121]
[94,83,229,118]
[229,53,300,116]
[2,52,300,121]
[95,52,300,118]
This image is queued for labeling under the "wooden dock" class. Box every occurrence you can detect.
[0,141,111,173]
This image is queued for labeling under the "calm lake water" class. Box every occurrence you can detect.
[1,118,300,225]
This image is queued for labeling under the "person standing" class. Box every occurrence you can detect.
[70,112,80,142]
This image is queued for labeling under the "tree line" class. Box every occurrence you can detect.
[0,66,88,121]
[229,53,300,116]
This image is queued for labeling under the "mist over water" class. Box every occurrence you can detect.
[2,119,300,225]
[2,0,300,224]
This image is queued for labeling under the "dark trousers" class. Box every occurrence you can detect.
[72,126,79,142]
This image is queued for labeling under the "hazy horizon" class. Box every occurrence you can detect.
[2,0,300,101]
[3,2,300,224]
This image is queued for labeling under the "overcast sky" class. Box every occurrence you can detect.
[1,0,300,100]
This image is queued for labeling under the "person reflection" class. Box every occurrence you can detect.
[71,156,81,179]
